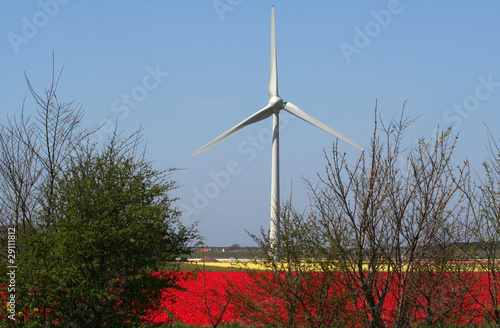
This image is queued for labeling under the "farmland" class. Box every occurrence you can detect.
[145,267,500,327]
[184,248,264,260]
[5,262,500,327]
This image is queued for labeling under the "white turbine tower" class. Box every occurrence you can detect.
[193,6,362,250]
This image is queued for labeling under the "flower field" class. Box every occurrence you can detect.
[146,271,245,326]
[143,270,500,327]
[4,269,500,326]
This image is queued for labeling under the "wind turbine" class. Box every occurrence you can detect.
[193,6,363,250]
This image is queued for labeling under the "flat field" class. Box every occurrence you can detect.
[186,249,263,260]
[146,270,494,326]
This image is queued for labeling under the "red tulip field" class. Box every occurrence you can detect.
[5,268,500,326]
[141,270,500,327]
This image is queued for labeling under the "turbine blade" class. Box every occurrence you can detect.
[193,105,274,156]
[268,6,278,98]
[283,102,363,150]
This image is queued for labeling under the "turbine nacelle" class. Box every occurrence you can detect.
[268,96,284,113]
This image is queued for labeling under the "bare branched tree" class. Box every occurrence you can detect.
[231,198,351,327]
[0,57,98,242]
[26,67,98,227]
[464,125,500,323]
[236,103,472,328]
[307,104,471,327]
[0,113,42,232]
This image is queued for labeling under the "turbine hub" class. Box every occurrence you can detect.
[268,96,283,113]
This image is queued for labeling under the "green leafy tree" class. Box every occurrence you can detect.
[15,134,197,327]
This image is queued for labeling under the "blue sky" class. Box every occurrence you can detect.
[1,1,500,246]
